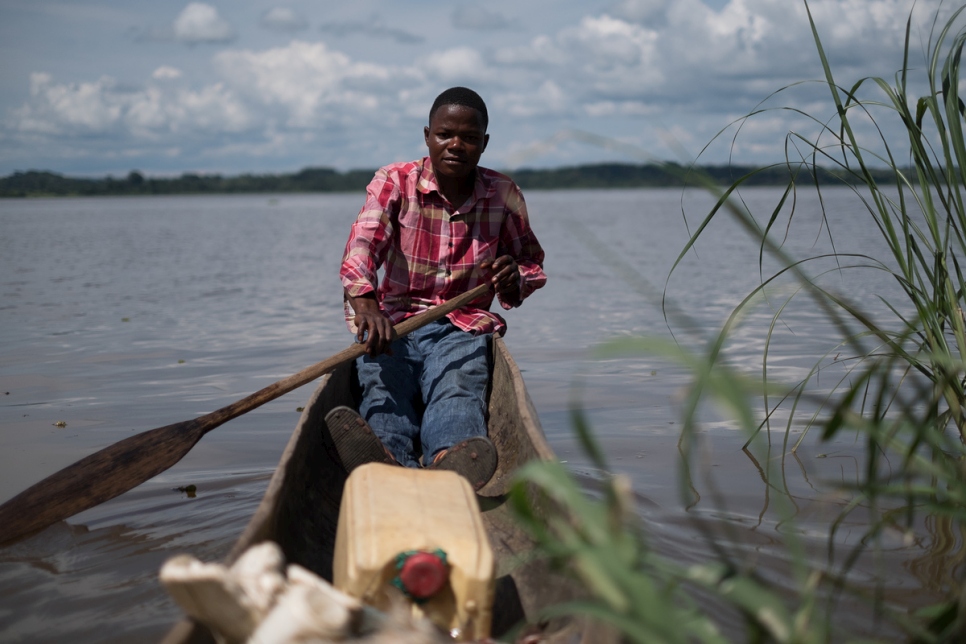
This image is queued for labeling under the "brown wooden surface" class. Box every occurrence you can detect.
[0,284,491,548]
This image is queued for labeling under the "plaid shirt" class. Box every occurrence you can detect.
[341,157,546,336]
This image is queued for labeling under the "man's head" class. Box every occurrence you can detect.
[424,87,490,187]
[428,87,488,132]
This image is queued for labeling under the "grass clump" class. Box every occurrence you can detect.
[509,2,966,641]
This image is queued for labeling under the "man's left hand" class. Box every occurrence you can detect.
[479,255,520,299]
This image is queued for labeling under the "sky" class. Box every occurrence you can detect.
[0,0,961,177]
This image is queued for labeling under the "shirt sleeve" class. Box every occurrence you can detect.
[340,168,398,299]
[496,182,547,310]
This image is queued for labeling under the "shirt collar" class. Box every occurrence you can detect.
[417,157,496,210]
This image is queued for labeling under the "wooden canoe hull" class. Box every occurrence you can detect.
[163,337,605,643]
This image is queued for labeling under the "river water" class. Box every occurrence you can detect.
[0,187,946,641]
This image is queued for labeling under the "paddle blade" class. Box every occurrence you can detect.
[0,420,205,547]
[0,284,491,547]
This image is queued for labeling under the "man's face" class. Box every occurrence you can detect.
[424,104,489,183]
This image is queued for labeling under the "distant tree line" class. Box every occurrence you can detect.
[0,163,908,197]
[506,162,908,189]
[0,168,376,198]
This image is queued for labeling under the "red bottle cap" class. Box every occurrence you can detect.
[399,551,449,599]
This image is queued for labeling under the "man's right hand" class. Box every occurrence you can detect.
[347,292,395,357]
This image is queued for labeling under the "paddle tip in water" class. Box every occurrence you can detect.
[0,286,492,547]
[0,419,207,547]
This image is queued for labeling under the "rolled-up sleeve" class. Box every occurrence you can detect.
[496,183,546,310]
[340,168,398,298]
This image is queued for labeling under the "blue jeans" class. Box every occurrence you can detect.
[355,319,491,468]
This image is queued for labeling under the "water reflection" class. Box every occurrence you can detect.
[907,515,966,594]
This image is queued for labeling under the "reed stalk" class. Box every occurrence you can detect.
[510,2,966,641]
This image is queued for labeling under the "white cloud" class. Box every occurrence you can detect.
[561,15,660,73]
[173,3,235,45]
[498,80,568,118]
[583,100,655,117]
[494,14,663,103]
[11,71,253,141]
[124,87,169,132]
[16,73,123,134]
[213,41,396,127]
[492,0,942,115]
[152,66,183,80]
[480,0,953,168]
[662,0,927,78]
[260,7,308,33]
[422,47,491,83]
[175,83,253,132]
[1,0,960,174]
[493,35,563,67]
[6,39,415,161]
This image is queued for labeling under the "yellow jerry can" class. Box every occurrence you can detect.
[333,462,495,641]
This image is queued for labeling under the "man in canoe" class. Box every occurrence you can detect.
[328,86,546,490]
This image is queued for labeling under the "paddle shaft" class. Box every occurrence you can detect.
[0,284,492,546]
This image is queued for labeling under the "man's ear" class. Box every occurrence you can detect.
[423,125,430,146]
[482,133,489,153]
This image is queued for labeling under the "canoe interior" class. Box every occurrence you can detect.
[163,338,602,643]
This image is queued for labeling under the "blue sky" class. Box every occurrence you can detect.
[0,0,958,176]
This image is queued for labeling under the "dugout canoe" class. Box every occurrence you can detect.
[162,336,611,643]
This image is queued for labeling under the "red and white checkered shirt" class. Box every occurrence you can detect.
[341,157,546,336]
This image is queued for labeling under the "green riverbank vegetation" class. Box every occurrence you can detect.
[509,2,966,642]
[0,163,908,198]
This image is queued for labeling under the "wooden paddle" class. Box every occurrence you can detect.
[0,283,492,547]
